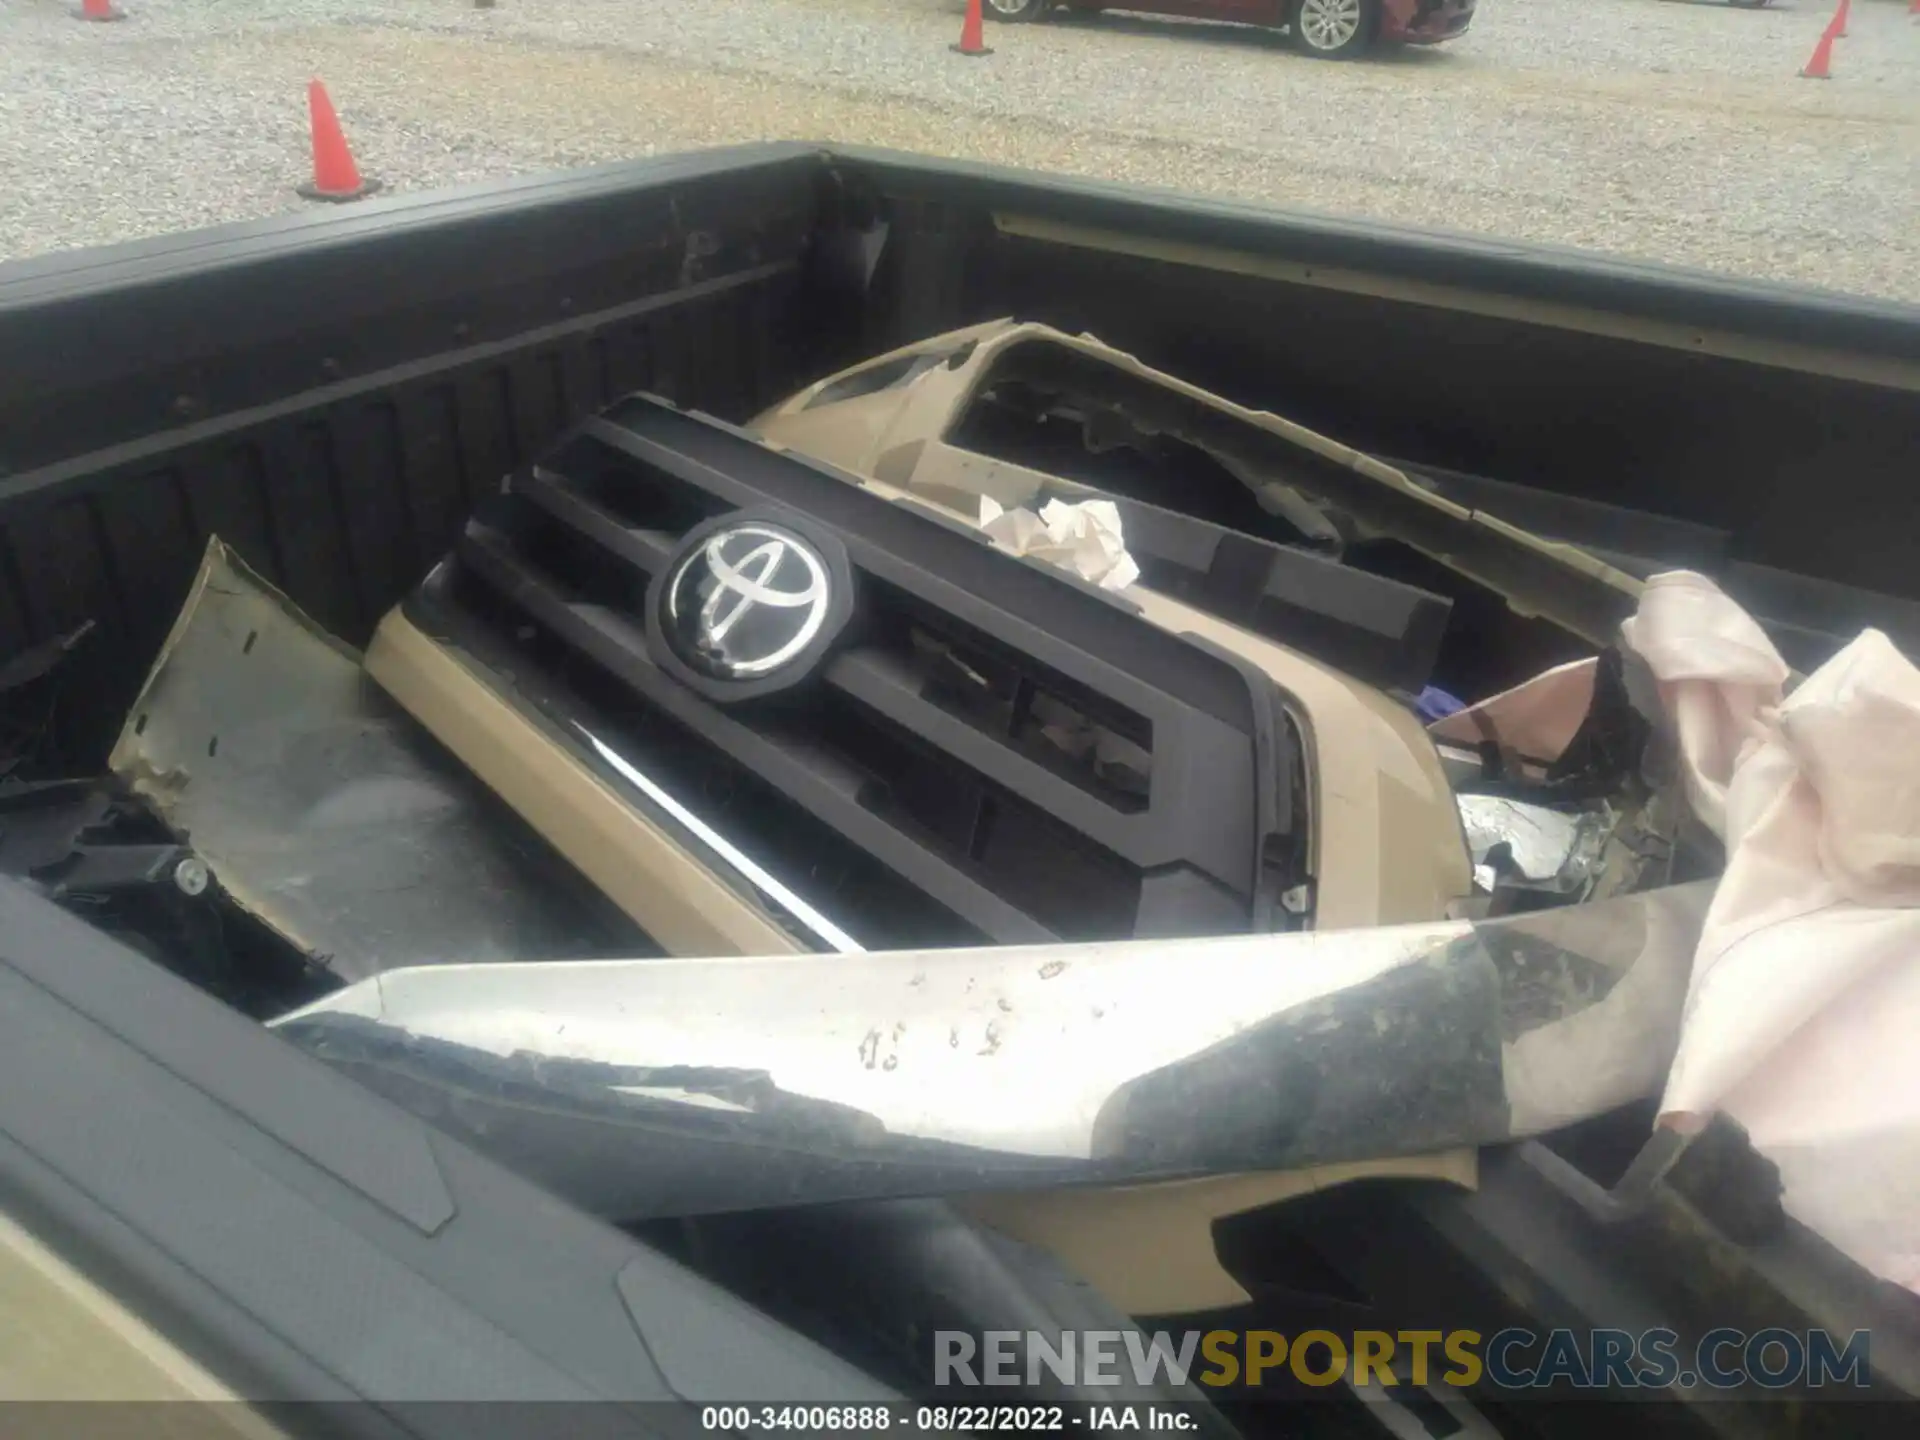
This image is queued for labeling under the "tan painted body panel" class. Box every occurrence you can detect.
[367,607,803,958]
[756,319,1640,645]
[0,1206,279,1429]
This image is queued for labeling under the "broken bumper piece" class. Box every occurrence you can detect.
[273,881,1710,1220]
[107,538,649,984]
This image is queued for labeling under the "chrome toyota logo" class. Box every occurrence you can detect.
[660,522,834,680]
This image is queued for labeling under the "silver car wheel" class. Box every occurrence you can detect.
[985,0,1045,17]
[1297,0,1364,50]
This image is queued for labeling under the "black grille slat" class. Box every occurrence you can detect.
[830,646,1137,813]
[413,566,987,951]
[822,647,1250,882]
[580,415,766,512]
[410,394,1301,948]
[515,465,679,576]
[449,524,1057,944]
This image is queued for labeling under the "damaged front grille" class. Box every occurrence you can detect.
[404,395,1299,951]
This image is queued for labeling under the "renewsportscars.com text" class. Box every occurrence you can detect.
[934,1328,1872,1392]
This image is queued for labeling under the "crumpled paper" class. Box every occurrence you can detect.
[978,497,1140,593]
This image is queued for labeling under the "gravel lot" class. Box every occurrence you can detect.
[1,0,1916,299]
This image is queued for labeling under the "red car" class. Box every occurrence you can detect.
[983,0,1476,60]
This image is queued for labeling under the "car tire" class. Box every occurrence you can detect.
[983,0,1051,20]
[1289,0,1379,58]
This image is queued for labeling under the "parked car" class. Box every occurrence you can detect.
[984,0,1478,61]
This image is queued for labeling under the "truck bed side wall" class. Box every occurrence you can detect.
[848,153,1920,607]
[0,148,835,766]
[4,143,1917,769]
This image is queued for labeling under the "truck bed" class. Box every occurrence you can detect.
[3,142,1918,1436]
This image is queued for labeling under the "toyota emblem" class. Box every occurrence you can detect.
[659,521,837,681]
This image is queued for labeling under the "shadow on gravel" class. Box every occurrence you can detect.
[1370,44,1456,69]
[1650,0,1807,9]
[1049,12,1288,54]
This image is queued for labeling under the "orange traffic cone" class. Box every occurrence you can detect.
[1799,26,1835,78]
[1832,0,1849,37]
[952,0,993,57]
[77,0,126,21]
[298,80,381,203]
